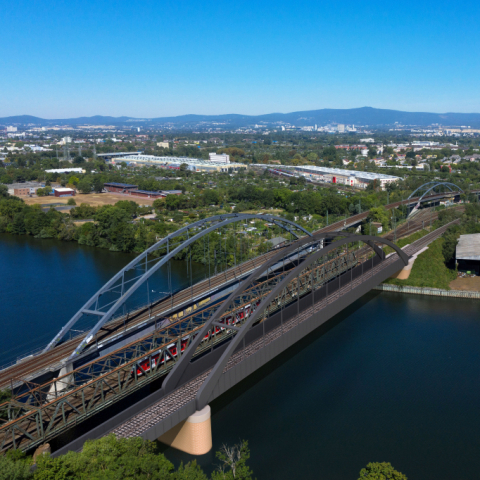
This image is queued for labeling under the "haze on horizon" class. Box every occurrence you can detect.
[1,0,479,119]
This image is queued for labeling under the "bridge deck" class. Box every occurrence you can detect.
[0,249,284,389]
[106,220,458,442]
[0,200,462,390]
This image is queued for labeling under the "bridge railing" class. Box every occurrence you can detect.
[0,237,363,454]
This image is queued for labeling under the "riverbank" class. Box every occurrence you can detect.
[374,283,480,299]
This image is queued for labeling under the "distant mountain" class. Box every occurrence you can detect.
[2,107,480,128]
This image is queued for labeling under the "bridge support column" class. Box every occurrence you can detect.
[158,405,212,455]
[390,247,428,280]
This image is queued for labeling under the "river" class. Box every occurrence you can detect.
[2,234,480,479]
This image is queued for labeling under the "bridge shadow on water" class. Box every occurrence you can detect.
[158,290,383,471]
[51,288,480,480]
[51,290,382,460]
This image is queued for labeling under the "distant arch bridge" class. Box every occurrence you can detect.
[407,181,463,216]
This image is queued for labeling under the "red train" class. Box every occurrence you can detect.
[134,299,261,376]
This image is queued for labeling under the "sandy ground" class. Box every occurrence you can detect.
[23,192,157,207]
[449,276,480,292]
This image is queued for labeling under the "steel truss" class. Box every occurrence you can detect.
[43,214,312,359]
[163,232,409,409]
[0,232,361,454]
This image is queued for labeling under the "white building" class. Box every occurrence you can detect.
[360,138,375,143]
[45,168,84,174]
[337,124,345,133]
[292,165,399,190]
[60,136,72,145]
[157,141,169,149]
[209,153,230,164]
[120,155,245,173]
[6,126,17,132]
[255,164,400,190]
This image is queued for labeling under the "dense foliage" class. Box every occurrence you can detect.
[358,462,407,480]
[0,435,254,480]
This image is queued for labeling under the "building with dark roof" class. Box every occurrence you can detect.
[104,182,138,193]
[129,190,165,199]
[456,233,480,274]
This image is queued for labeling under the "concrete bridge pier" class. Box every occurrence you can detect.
[158,405,212,455]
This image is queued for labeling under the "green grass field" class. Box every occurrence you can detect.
[383,230,457,290]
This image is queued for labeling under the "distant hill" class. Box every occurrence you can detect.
[2,107,480,127]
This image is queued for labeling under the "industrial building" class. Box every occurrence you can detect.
[129,190,165,199]
[255,164,400,190]
[45,168,84,174]
[53,187,75,197]
[456,233,480,275]
[6,182,44,196]
[103,182,182,199]
[118,155,246,173]
[292,166,400,189]
[208,153,230,163]
[104,182,138,193]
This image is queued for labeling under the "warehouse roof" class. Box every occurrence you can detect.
[456,233,480,261]
[121,155,246,168]
[104,182,138,188]
[268,236,287,247]
[54,187,75,193]
[292,165,400,181]
[131,190,163,195]
[252,164,400,181]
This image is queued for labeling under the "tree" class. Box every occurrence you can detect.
[92,177,104,193]
[76,178,92,194]
[36,186,52,197]
[0,184,9,198]
[35,434,174,480]
[366,206,390,231]
[358,462,407,480]
[153,198,165,212]
[115,200,138,217]
[211,441,253,480]
[73,156,84,165]
[442,224,461,265]
[0,450,32,480]
[68,176,80,186]
[67,198,76,206]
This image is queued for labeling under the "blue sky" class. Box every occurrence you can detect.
[1,0,479,117]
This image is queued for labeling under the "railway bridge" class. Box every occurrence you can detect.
[0,192,467,457]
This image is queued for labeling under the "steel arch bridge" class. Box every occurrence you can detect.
[407,181,463,216]
[0,227,410,454]
[162,230,408,409]
[44,214,313,358]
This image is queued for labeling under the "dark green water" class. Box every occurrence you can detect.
[2,234,480,479]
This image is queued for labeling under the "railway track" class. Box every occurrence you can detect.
[0,249,357,454]
[111,219,462,442]
[0,196,465,390]
[0,250,283,389]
